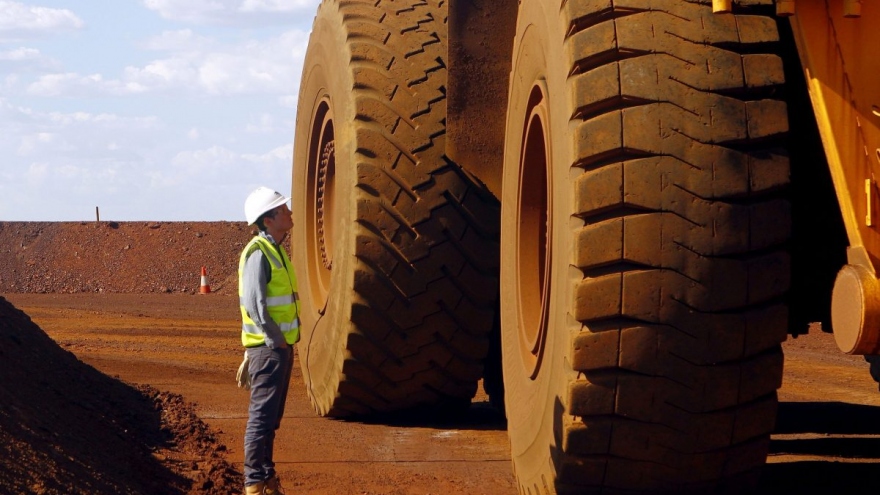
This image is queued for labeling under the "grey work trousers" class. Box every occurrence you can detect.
[244,344,293,487]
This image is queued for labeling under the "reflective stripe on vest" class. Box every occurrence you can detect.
[238,235,301,347]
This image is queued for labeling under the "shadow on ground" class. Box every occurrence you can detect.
[352,400,507,431]
[758,401,880,493]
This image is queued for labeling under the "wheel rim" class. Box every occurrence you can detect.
[515,83,552,380]
[307,98,336,310]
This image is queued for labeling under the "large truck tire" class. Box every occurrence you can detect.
[291,0,499,417]
[500,1,790,492]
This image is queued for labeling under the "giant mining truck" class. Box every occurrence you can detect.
[289,0,879,492]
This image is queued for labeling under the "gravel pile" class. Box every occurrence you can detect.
[0,222,254,294]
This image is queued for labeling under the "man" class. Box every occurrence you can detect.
[238,186,300,495]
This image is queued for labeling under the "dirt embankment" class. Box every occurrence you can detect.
[0,222,252,294]
[0,296,240,495]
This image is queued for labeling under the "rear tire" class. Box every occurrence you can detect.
[500,1,790,492]
[292,0,499,417]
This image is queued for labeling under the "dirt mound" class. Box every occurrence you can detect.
[0,222,253,294]
[0,296,240,495]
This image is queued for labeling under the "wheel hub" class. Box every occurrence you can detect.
[515,84,552,379]
[307,99,336,310]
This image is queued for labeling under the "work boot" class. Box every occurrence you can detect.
[265,476,286,495]
[244,481,265,495]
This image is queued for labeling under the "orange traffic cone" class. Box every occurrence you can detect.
[199,266,211,294]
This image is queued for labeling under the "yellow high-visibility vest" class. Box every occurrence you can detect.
[238,235,301,347]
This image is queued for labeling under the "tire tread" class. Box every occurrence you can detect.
[558,0,789,490]
[319,0,499,415]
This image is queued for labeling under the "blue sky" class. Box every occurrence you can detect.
[0,0,320,221]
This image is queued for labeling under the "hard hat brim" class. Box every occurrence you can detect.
[247,194,290,225]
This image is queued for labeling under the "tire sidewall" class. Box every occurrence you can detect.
[292,4,358,416]
[500,0,577,486]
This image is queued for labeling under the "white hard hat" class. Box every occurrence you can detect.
[244,187,290,225]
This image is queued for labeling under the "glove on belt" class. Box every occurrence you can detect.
[236,351,251,391]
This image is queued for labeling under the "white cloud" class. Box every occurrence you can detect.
[157,143,290,189]
[245,114,277,133]
[17,131,54,155]
[122,58,197,91]
[0,46,60,73]
[194,30,309,95]
[26,29,309,97]
[21,161,123,194]
[0,47,40,61]
[0,1,83,40]
[142,0,224,23]
[141,29,211,52]
[25,162,48,185]
[159,144,240,187]
[239,0,315,13]
[27,72,151,97]
[242,144,291,164]
[0,100,160,168]
[0,96,31,122]
[2,74,19,90]
[44,110,158,129]
[172,144,237,168]
[278,95,297,109]
[142,0,318,25]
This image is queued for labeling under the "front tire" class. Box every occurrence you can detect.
[500,1,790,492]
